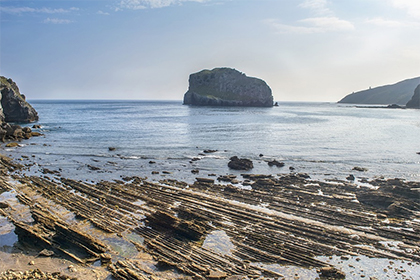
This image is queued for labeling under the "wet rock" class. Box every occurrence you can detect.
[191,169,199,174]
[38,249,55,257]
[217,175,237,182]
[228,156,253,170]
[32,124,42,129]
[87,165,100,171]
[353,166,368,172]
[297,173,311,179]
[242,174,272,180]
[0,201,8,208]
[267,160,285,167]
[224,185,240,193]
[346,174,355,181]
[146,210,207,241]
[318,266,345,279]
[6,142,19,148]
[30,132,43,137]
[149,161,156,164]
[387,201,413,216]
[108,147,116,151]
[152,171,159,174]
[357,191,394,208]
[254,178,276,186]
[208,270,228,279]
[377,213,387,219]
[203,149,218,153]
[196,177,214,184]
[100,253,112,264]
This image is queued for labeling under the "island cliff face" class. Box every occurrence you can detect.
[338,76,420,105]
[183,68,273,107]
[406,84,420,108]
[0,76,38,123]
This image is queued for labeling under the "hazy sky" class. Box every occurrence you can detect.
[1,0,419,101]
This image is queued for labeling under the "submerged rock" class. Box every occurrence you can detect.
[267,160,285,167]
[353,166,368,172]
[183,68,273,107]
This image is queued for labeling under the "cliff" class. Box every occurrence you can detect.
[406,84,420,108]
[0,76,38,123]
[338,76,420,105]
[183,68,273,107]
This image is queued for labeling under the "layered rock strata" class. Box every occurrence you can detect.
[1,155,419,279]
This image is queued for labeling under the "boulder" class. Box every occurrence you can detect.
[183,68,273,107]
[228,156,253,170]
[267,160,285,167]
[406,84,420,108]
[317,267,345,279]
[0,76,38,123]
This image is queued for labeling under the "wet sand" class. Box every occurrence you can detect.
[0,154,419,280]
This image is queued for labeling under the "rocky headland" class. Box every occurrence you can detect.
[406,84,420,108]
[183,68,274,107]
[0,76,41,143]
[0,77,38,123]
[338,76,420,105]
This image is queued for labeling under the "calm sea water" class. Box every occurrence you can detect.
[5,100,420,182]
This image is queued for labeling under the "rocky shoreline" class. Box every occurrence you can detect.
[0,152,419,280]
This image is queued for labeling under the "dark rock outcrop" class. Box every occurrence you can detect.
[338,76,420,105]
[228,156,253,170]
[183,68,273,107]
[0,76,38,123]
[406,84,420,108]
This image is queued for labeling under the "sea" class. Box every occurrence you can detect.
[4,100,420,183]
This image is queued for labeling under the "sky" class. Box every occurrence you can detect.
[1,0,419,101]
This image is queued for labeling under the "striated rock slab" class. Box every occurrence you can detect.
[183,68,273,107]
[1,156,420,279]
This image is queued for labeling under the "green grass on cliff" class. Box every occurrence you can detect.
[0,76,9,87]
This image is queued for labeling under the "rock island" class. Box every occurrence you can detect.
[183,68,273,107]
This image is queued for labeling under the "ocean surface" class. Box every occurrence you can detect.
[4,100,420,183]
